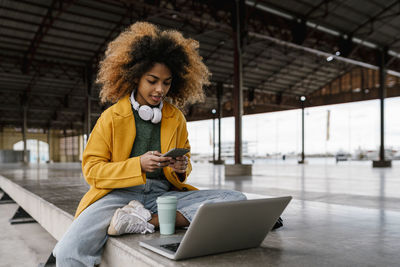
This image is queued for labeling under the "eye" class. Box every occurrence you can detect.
[147,80,156,84]
[164,81,171,86]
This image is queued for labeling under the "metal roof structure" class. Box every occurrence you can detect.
[1,0,400,134]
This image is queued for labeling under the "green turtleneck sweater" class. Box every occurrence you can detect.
[129,108,165,180]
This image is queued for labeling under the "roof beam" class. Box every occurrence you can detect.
[249,31,400,78]
[22,0,75,74]
[245,0,400,61]
[350,0,399,36]
[347,1,400,59]
[90,4,131,67]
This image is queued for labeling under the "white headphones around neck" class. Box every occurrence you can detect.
[130,91,163,124]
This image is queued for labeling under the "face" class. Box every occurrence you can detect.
[135,63,172,106]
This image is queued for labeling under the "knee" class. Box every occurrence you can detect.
[53,243,88,267]
[53,241,69,265]
[53,237,85,266]
[233,190,247,200]
[53,238,78,265]
[222,190,247,201]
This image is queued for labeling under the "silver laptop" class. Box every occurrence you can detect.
[139,196,292,260]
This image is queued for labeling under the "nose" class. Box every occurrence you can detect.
[155,82,163,93]
[155,82,167,95]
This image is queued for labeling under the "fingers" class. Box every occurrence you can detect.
[143,151,188,173]
[148,151,171,161]
[175,155,187,161]
[158,156,172,163]
[152,151,162,156]
[148,151,171,168]
[175,156,188,165]
[153,159,169,168]
[173,165,187,173]
[169,156,188,173]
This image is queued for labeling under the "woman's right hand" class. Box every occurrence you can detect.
[140,151,171,172]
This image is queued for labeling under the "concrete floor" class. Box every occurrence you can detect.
[0,203,57,267]
[1,159,400,266]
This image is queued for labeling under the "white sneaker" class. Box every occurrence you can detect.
[128,200,145,209]
[121,200,154,222]
[107,207,154,236]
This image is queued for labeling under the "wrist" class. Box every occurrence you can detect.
[139,156,145,173]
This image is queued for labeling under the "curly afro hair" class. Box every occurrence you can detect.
[97,22,211,108]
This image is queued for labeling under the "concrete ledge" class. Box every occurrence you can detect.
[0,172,274,267]
[0,175,73,241]
[101,236,158,267]
[372,160,392,168]
[224,164,252,176]
[0,174,159,266]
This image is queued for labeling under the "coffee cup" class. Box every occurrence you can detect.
[157,196,178,235]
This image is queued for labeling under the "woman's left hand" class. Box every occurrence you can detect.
[169,156,188,173]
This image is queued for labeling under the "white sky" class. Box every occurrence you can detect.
[187,97,400,156]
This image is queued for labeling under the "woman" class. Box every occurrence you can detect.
[53,22,246,267]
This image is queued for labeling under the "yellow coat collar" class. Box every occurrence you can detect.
[110,94,179,161]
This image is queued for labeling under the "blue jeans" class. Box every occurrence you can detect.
[53,179,246,266]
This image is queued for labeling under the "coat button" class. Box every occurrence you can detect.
[182,187,188,191]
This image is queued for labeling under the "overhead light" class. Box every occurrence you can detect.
[211,109,217,114]
[326,56,334,62]
[300,96,306,101]
[335,51,341,56]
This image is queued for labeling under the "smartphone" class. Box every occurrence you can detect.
[162,148,190,158]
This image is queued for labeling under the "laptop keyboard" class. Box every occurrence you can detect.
[161,242,181,252]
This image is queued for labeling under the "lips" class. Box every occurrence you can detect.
[150,95,162,103]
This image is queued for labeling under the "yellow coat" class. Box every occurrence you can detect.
[75,94,197,218]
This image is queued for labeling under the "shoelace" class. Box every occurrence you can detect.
[125,211,155,234]
[123,205,151,219]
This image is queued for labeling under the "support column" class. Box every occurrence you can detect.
[47,127,51,163]
[86,97,91,137]
[373,48,391,167]
[62,129,67,162]
[232,0,243,165]
[74,133,77,162]
[85,64,93,139]
[37,139,40,163]
[298,96,306,164]
[79,129,84,162]
[22,105,28,164]
[212,110,216,163]
[215,82,224,164]
[0,125,3,149]
[225,0,251,176]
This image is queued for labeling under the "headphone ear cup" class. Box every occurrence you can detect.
[151,108,162,124]
[138,105,153,121]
